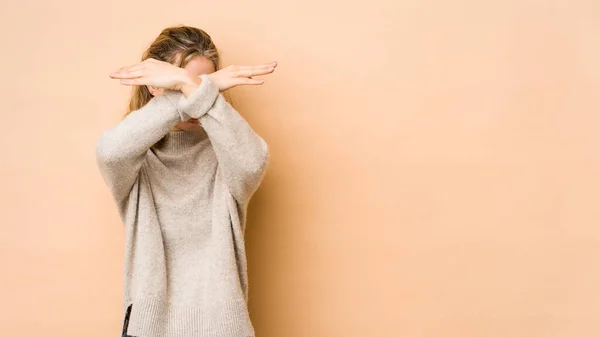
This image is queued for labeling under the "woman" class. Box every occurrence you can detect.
[95,25,277,337]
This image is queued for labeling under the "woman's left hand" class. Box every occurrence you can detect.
[109,58,190,91]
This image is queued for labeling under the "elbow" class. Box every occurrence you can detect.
[248,137,269,177]
[95,129,127,165]
[236,149,269,205]
[221,138,270,205]
[95,131,112,165]
[240,137,269,191]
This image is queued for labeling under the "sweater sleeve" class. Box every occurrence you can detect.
[173,74,270,205]
[95,87,216,206]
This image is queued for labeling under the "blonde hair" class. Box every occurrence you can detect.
[123,25,232,118]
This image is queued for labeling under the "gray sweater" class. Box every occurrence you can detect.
[95,74,269,337]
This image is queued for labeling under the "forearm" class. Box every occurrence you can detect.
[184,74,270,204]
[96,95,182,163]
[202,93,269,204]
[95,93,183,203]
[98,75,211,162]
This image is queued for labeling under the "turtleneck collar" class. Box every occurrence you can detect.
[153,128,208,153]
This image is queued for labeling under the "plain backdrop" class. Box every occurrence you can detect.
[1,0,599,336]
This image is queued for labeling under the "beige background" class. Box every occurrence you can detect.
[1,0,599,336]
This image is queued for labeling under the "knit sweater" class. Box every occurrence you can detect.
[95,74,269,337]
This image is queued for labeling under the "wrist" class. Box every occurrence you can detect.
[178,73,202,97]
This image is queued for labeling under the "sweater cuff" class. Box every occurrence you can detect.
[163,90,187,121]
[164,74,220,122]
[149,92,185,118]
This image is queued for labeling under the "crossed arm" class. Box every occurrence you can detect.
[95,74,269,208]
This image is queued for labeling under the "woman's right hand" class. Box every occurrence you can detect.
[206,61,278,92]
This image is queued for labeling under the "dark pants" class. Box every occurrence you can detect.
[121,304,134,337]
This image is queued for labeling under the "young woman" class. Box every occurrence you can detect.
[95,25,277,337]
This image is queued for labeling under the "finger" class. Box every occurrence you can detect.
[110,66,135,78]
[109,70,144,79]
[119,78,142,86]
[112,62,141,72]
[237,61,277,70]
[126,63,148,72]
[109,66,125,77]
[236,64,270,70]
[109,61,146,76]
[236,66,275,78]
